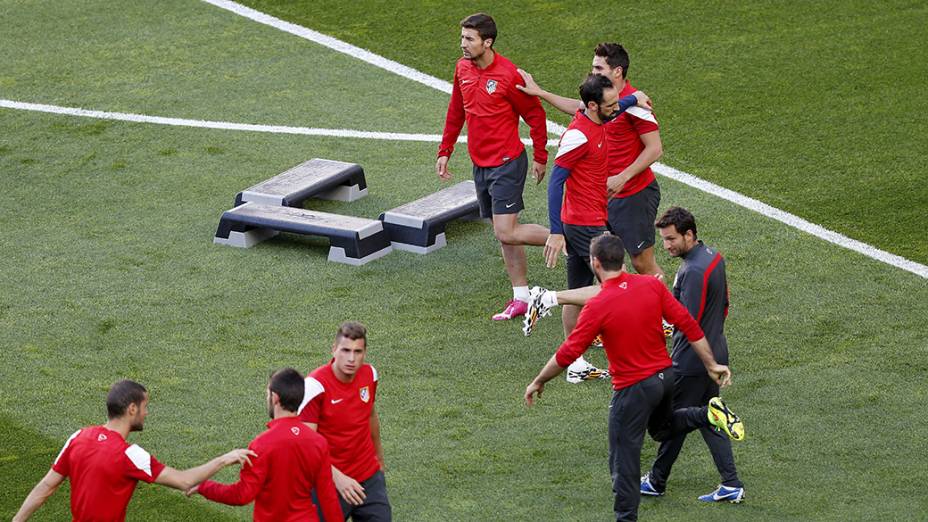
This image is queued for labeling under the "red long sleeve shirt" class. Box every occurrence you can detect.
[198,417,342,522]
[439,53,548,167]
[555,273,706,390]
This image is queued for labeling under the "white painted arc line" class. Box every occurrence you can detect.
[0,99,559,147]
[201,0,927,280]
[198,0,571,135]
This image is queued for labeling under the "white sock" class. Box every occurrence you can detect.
[542,290,559,309]
[513,286,530,302]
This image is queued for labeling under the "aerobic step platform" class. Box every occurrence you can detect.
[214,203,392,266]
[234,158,367,207]
[379,180,480,253]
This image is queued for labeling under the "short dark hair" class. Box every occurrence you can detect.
[461,13,497,45]
[655,206,698,238]
[335,321,367,347]
[594,43,630,78]
[269,368,305,413]
[579,74,614,107]
[106,380,147,419]
[590,234,626,271]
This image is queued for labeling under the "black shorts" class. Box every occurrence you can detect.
[472,151,528,218]
[563,223,609,289]
[608,179,661,256]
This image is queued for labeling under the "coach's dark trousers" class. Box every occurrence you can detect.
[608,368,708,522]
[647,373,742,490]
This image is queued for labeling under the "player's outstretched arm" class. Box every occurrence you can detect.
[516,69,583,115]
[12,469,65,522]
[155,448,256,492]
[524,354,565,406]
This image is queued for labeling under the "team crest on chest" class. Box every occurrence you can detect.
[486,79,497,94]
[359,386,370,403]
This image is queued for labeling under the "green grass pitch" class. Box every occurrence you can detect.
[1,1,926,520]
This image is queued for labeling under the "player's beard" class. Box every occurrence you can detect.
[599,107,619,123]
[129,415,144,432]
[267,394,275,420]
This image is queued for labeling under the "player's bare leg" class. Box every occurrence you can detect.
[554,285,600,306]
[629,246,665,281]
[562,304,581,338]
[492,213,548,247]
[491,214,548,320]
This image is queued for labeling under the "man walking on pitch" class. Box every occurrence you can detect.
[545,74,650,383]
[518,43,665,280]
[189,368,343,521]
[300,322,391,521]
[14,380,255,522]
[639,207,745,502]
[438,12,550,321]
[524,235,744,522]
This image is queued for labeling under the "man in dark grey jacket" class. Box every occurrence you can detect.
[640,206,744,503]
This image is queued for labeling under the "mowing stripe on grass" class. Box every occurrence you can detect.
[201,0,928,280]
[0,99,559,147]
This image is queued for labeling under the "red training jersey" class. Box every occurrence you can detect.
[605,81,660,197]
[555,273,705,390]
[299,363,380,483]
[554,110,609,226]
[197,417,342,522]
[439,52,548,167]
[51,425,166,522]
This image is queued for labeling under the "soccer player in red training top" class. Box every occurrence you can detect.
[189,368,343,522]
[518,43,665,280]
[437,13,550,321]
[299,322,390,521]
[13,380,255,522]
[545,74,650,384]
[524,235,745,522]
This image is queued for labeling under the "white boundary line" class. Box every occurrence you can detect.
[200,0,927,279]
[0,99,558,147]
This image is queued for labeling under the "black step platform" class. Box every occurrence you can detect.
[234,158,367,207]
[379,181,480,253]
[214,203,392,265]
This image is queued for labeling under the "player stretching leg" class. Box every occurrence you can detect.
[437,13,550,321]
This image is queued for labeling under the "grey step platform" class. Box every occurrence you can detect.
[378,180,480,254]
[214,203,392,266]
[234,158,367,207]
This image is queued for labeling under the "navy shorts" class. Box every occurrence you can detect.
[472,151,528,218]
[563,224,609,289]
[608,179,661,255]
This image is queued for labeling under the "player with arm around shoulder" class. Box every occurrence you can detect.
[299,321,391,521]
[518,42,665,280]
[13,379,254,522]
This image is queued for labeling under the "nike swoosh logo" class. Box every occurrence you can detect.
[461,80,472,84]
[637,241,646,248]
[330,399,343,404]
[506,202,516,208]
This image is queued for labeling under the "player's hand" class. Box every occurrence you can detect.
[219,449,257,467]
[543,234,566,268]
[436,156,452,181]
[633,90,653,109]
[515,68,544,97]
[606,174,628,198]
[334,469,367,506]
[185,485,199,497]
[531,161,546,184]
[524,380,545,406]
[707,364,732,387]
